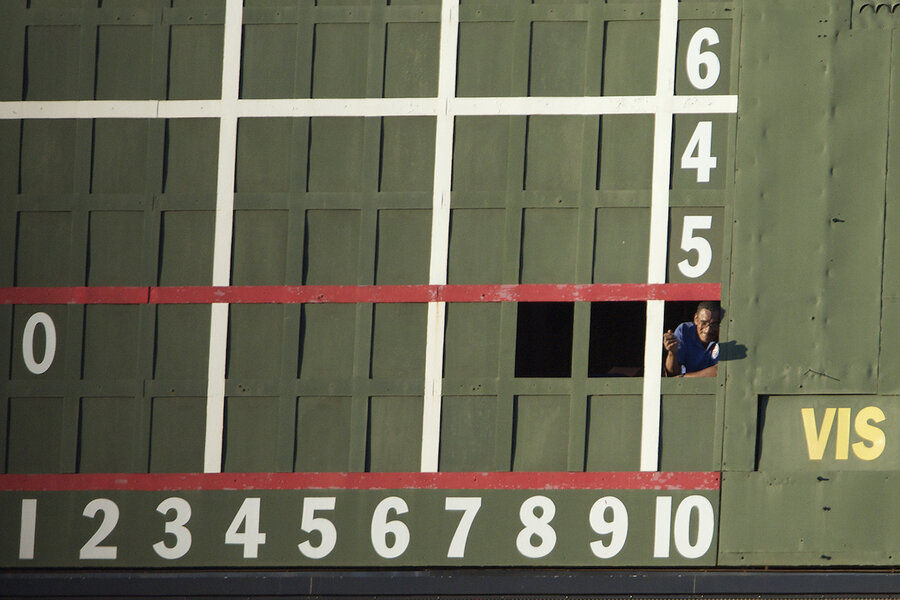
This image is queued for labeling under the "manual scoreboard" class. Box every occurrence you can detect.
[2,0,900,576]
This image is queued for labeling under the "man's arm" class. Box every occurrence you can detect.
[663,329,680,376]
[683,364,717,378]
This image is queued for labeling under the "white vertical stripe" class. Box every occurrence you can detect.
[18,499,37,560]
[421,0,460,473]
[640,0,679,472]
[204,0,243,474]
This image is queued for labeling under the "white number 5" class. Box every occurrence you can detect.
[678,216,713,278]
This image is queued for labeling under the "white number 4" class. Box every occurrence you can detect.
[681,121,716,183]
[225,498,267,559]
[678,216,713,279]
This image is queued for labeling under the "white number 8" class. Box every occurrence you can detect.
[686,27,721,90]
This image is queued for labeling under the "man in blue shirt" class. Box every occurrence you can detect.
[663,301,720,377]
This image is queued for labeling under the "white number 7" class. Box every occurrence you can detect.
[677,216,713,278]
[681,121,717,183]
[445,497,481,558]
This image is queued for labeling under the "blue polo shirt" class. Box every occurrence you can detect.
[674,322,719,375]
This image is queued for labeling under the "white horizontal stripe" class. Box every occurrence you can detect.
[0,94,737,120]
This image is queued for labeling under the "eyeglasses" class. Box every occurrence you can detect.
[697,319,720,329]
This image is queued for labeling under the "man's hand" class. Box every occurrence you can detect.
[663,330,679,354]
[663,330,680,376]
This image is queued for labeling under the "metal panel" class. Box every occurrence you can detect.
[585,395,642,471]
[602,19,657,95]
[303,210,361,284]
[439,395,504,471]
[295,397,354,472]
[525,116,591,191]
[223,397,283,472]
[384,21,439,98]
[307,118,367,192]
[597,115,653,190]
[164,119,219,194]
[520,208,577,283]
[593,208,650,283]
[298,305,357,379]
[452,117,512,191]
[149,397,206,473]
[6,397,68,474]
[659,395,717,471]
[24,25,82,100]
[512,395,569,471]
[380,117,435,192]
[311,23,369,98]
[529,21,587,96]
[241,24,297,99]
[168,24,224,100]
[236,118,296,193]
[20,120,77,194]
[78,397,146,473]
[91,120,150,194]
[368,396,423,472]
[456,20,516,97]
[82,306,141,379]
[95,25,154,100]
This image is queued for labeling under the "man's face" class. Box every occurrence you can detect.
[693,308,720,344]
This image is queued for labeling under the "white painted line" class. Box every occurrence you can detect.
[18,499,36,560]
[234,98,442,118]
[421,0,459,473]
[640,0,679,473]
[0,95,738,119]
[203,0,243,474]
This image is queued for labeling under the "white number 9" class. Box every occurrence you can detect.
[677,216,713,278]
[686,27,721,90]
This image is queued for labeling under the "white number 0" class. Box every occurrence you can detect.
[678,216,713,278]
[23,312,56,374]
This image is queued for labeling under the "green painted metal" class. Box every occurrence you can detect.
[3,0,900,571]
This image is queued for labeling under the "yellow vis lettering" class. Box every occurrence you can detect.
[835,408,851,460]
[801,407,835,460]
[852,406,886,461]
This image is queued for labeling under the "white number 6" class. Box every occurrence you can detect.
[677,216,713,278]
[686,27,721,90]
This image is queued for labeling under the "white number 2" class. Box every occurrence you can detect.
[678,216,713,278]
[79,498,119,560]
[681,121,717,183]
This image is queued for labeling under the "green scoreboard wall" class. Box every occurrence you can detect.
[0,0,899,573]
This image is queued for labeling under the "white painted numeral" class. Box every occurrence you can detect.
[681,121,717,183]
[153,497,192,560]
[79,498,119,560]
[677,215,713,278]
[589,496,628,559]
[298,497,337,559]
[22,312,56,375]
[445,497,481,558]
[225,498,267,559]
[19,499,37,560]
[516,496,556,558]
[371,497,410,559]
[686,27,721,90]
[673,495,715,558]
[654,495,715,559]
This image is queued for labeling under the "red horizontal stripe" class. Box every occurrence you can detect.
[0,472,720,492]
[1,284,720,305]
